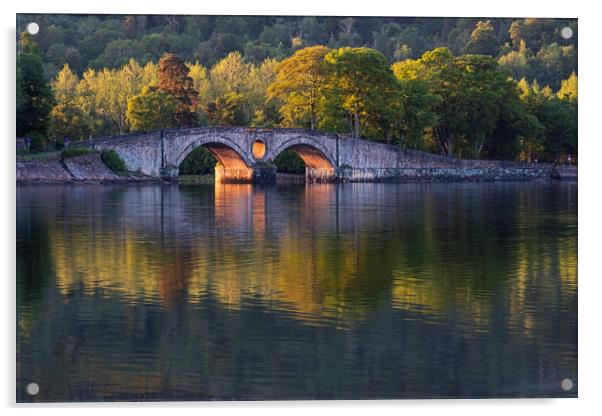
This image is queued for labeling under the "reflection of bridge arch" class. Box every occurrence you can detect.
[174,136,253,170]
[269,136,336,169]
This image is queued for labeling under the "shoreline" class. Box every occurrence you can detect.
[16,152,577,185]
[17,173,577,185]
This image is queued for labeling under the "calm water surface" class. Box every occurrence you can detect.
[16,182,577,401]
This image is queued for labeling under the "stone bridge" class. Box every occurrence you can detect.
[86,127,569,183]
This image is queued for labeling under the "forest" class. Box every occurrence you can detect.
[16,15,578,169]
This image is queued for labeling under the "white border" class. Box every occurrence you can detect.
[2,0,601,414]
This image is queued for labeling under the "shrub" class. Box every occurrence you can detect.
[100,149,127,173]
[29,133,46,153]
[52,140,65,151]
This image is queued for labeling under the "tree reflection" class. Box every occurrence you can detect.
[16,182,577,401]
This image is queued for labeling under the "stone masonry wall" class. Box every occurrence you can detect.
[17,160,73,182]
[62,154,121,181]
[17,153,152,183]
[336,166,560,182]
[91,131,162,177]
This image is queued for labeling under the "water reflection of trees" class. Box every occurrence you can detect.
[17,182,577,400]
[20,183,578,323]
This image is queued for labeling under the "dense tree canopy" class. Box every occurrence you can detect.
[17,32,53,143]
[464,21,499,56]
[268,45,330,129]
[157,53,198,126]
[49,64,90,141]
[322,47,402,138]
[20,15,576,88]
[126,86,176,132]
[17,15,577,164]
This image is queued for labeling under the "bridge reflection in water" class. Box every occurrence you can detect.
[17,182,577,400]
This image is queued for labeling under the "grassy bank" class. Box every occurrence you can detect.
[17,151,62,162]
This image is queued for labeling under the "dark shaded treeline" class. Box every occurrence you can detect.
[18,15,577,89]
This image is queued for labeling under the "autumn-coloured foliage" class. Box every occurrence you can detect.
[157,53,198,126]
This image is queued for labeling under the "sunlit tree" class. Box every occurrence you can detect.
[127,86,176,132]
[557,72,577,103]
[394,77,440,149]
[81,59,145,134]
[205,92,248,126]
[49,64,90,141]
[517,78,576,162]
[142,61,158,87]
[464,20,499,56]
[268,45,330,129]
[207,51,250,101]
[498,40,532,81]
[322,47,402,139]
[157,53,198,126]
[187,62,210,106]
[246,58,280,127]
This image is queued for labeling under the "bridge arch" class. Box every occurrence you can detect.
[269,136,336,169]
[174,136,253,171]
[174,135,255,183]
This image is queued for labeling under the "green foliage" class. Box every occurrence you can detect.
[268,45,331,129]
[391,74,440,149]
[274,149,306,174]
[482,80,542,161]
[208,52,250,100]
[28,132,47,153]
[76,59,151,135]
[557,72,577,102]
[16,15,578,163]
[17,32,53,139]
[453,54,509,158]
[100,149,127,173]
[464,21,499,56]
[515,78,577,162]
[205,92,248,126]
[49,64,90,141]
[16,150,62,162]
[61,146,93,159]
[322,47,402,139]
[20,15,576,90]
[509,18,559,51]
[178,174,215,184]
[179,147,217,175]
[397,48,522,158]
[498,37,576,91]
[497,40,532,81]
[126,87,176,132]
